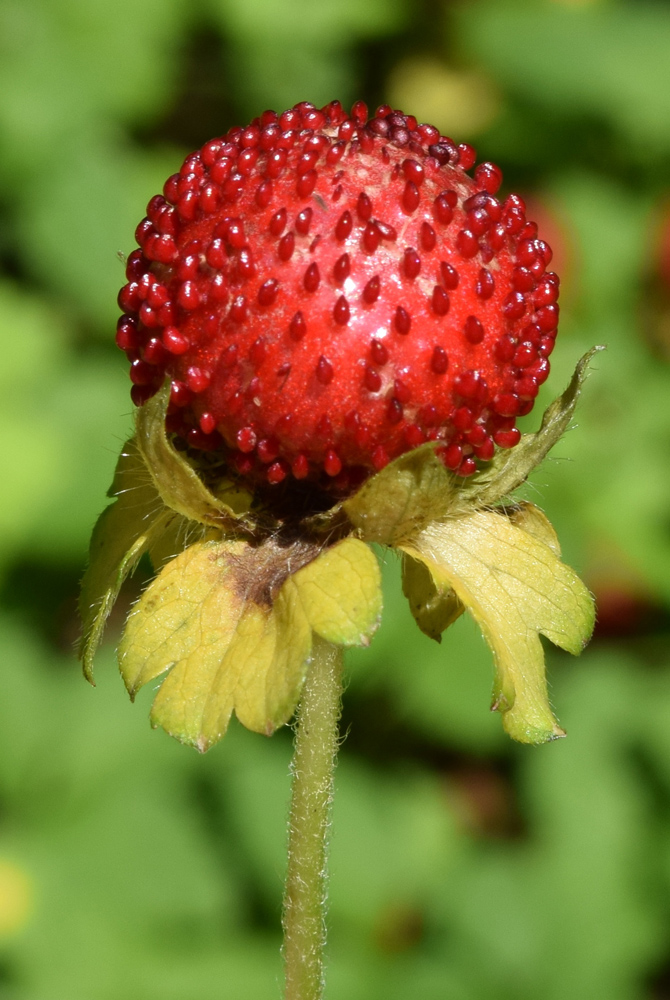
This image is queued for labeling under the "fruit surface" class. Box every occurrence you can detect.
[117,100,558,494]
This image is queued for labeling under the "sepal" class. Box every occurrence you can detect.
[457,347,604,510]
[79,384,264,680]
[291,537,382,646]
[80,352,598,747]
[117,536,382,750]
[341,349,603,543]
[400,503,595,744]
[135,383,258,532]
[78,439,174,682]
[343,444,454,545]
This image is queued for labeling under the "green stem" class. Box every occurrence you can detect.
[283,637,343,1000]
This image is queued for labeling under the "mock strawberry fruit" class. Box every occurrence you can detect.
[116,100,558,494]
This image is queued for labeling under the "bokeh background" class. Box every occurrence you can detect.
[2,0,670,996]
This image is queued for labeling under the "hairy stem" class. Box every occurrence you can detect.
[283,637,343,1000]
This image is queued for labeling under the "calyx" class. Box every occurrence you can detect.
[79,350,600,748]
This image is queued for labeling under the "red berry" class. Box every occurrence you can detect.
[117,101,559,495]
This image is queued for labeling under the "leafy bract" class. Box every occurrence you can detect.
[78,439,172,682]
[119,538,312,749]
[291,537,382,646]
[400,505,595,744]
[118,535,383,750]
[135,384,254,531]
[341,351,602,546]
[79,382,261,683]
[460,348,604,509]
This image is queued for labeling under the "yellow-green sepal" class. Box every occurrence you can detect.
[118,538,314,750]
[117,535,382,750]
[339,349,603,548]
[342,444,455,545]
[400,503,595,744]
[78,439,174,682]
[291,537,383,646]
[135,383,257,531]
[459,347,604,509]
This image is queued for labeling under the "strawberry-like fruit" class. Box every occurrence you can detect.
[117,100,558,497]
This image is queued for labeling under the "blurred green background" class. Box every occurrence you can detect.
[2,0,670,996]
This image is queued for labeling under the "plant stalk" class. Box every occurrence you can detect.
[283,637,343,1000]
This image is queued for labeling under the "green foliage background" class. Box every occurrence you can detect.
[2,0,670,995]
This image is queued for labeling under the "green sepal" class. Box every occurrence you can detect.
[458,347,604,509]
[78,439,173,682]
[342,444,455,545]
[401,552,464,642]
[135,383,257,532]
[400,504,595,745]
[340,349,603,545]
[401,502,559,645]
